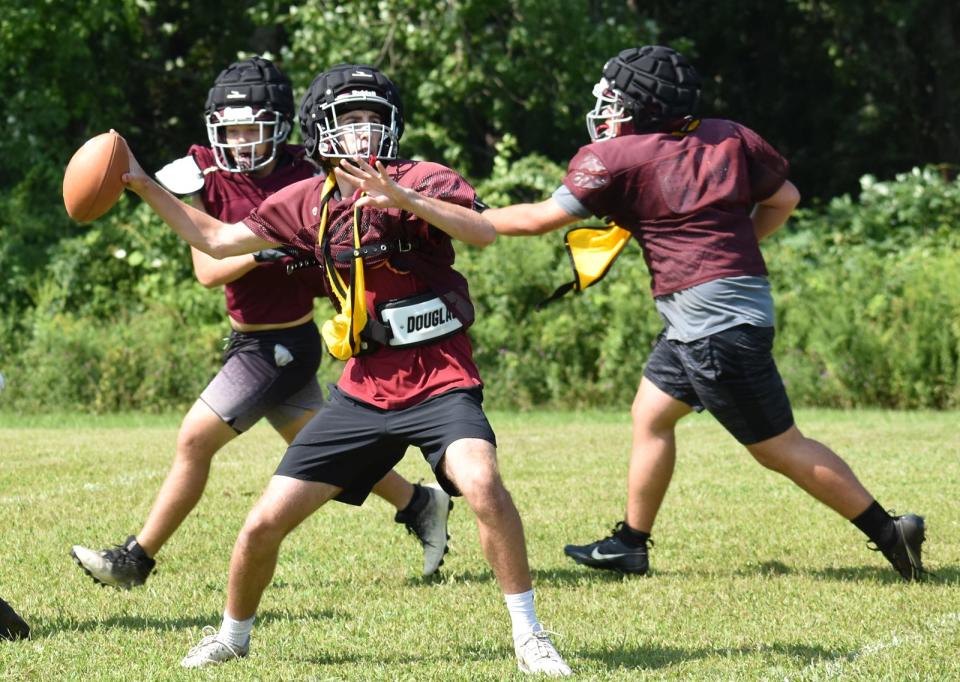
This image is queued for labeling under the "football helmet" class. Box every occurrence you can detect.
[204,56,294,172]
[298,64,404,162]
[586,46,701,141]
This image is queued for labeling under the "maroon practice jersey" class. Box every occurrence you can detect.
[242,160,483,409]
[190,144,322,324]
[562,119,789,297]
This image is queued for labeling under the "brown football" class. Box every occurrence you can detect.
[62,131,129,222]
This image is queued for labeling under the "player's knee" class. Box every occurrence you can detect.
[460,470,513,519]
[175,428,220,462]
[239,510,287,548]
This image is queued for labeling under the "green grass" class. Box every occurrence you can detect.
[1,409,958,680]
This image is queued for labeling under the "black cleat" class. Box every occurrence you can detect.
[874,513,926,582]
[564,522,650,575]
[0,598,30,641]
[70,536,155,589]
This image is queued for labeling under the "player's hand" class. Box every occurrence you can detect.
[253,246,303,263]
[111,129,151,195]
[252,248,289,263]
[335,157,412,210]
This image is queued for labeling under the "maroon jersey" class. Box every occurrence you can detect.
[562,119,789,297]
[242,160,483,409]
[190,144,322,324]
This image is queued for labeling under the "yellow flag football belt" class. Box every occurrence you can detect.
[538,221,632,308]
[315,174,370,360]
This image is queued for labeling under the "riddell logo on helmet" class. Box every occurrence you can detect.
[226,90,247,99]
[345,89,378,98]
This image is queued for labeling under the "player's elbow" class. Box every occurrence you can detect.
[473,225,497,248]
[194,273,221,288]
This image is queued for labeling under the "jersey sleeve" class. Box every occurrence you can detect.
[242,179,319,253]
[734,123,790,202]
[399,163,478,242]
[406,162,477,208]
[552,184,592,218]
[560,146,613,218]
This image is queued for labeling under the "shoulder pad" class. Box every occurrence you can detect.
[155,155,205,195]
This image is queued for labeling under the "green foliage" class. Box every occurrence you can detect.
[2,2,959,413]
[0,200,226,414]
[2,307,222,414]
[767,168,960,408]
[280,0,657,175]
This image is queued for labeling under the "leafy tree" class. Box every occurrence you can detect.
[279,0,659,175]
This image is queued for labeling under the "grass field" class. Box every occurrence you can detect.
[0,409,958,680]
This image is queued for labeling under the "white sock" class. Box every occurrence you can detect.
[504,589,541,642]
[219,611,255,648]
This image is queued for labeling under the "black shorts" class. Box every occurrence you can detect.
[643,324,794,445]
[275,385,497,505]
[200,321,324,433]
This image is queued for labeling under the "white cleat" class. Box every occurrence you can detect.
[515,630,572,677]
[397,483,453,576]
[180,626,248,669]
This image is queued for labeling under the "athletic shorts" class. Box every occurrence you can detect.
[200,321,324,433]
[643,324,794,445]
[275,385,497,505]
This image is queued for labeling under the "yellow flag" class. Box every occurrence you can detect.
[539,222,632,307]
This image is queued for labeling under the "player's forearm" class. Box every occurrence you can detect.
[130,179,237,257]
[398,188,496,247]
[752,204,793,240]
[485,198,577,236]
[191,248,257,287]
[752,180,800,241]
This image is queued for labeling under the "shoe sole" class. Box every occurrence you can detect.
[70,548,133,590]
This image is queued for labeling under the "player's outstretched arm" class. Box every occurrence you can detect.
[334,158,495,247]
[752,179,800,241]
[121,144,276,258]
[484,198,579,236]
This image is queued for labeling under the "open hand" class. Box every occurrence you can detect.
[334,157,411,210]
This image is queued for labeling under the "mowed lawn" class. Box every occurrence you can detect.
[0,409,957,681]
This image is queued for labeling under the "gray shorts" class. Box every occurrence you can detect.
[200,321,324,433]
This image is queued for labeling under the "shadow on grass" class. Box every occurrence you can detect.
[735,560,957,584]
[295,639,838,672]
[576,641,839,671]
[27,607,340,637]
[404,566,630,588]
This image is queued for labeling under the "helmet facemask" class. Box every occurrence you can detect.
[314,93,400,161]
[206,106,291,173]
[586,78,634,142]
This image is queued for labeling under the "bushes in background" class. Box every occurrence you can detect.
[1,164,958,413]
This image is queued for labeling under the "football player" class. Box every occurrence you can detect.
[484,46,926,582]
[116,64,570,676]
[70,56,453,591]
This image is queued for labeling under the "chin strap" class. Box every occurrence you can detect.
[538,220,632,309]
[317,174,370,360]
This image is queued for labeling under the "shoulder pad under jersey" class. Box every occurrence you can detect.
[155,155,205,195]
